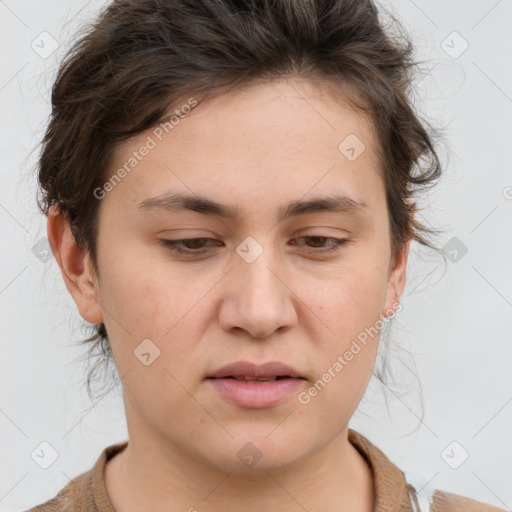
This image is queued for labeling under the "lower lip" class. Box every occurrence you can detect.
[207,378,305,409]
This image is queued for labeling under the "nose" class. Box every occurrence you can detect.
[218,243,298,339]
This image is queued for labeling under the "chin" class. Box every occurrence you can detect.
[200,436,309,476]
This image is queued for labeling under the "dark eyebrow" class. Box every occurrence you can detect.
[137,192,369,222]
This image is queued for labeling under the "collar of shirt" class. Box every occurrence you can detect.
[45,428,415,511]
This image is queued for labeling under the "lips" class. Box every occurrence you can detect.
[207,361,305,381]
[207,361,306,408]
[225,376,287,382]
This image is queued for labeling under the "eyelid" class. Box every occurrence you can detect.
[159,234,350,256]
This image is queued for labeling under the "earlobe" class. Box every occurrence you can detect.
[47,205,104,325]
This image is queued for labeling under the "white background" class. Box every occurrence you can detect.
[1,0,511,510]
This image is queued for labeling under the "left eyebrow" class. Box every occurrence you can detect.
[137,192,370,223]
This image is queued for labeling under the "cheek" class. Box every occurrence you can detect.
[100,263,205,414]
[306,259,389,339]
[95,255,172,368]
[299,254,388,390]
[98,237,189,330]
[298,272,385,422]
[98,253,215,380]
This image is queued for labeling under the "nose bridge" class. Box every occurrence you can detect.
[237,236,285,307]
[220,235,296,337]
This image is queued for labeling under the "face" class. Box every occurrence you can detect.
[51,77,409,474]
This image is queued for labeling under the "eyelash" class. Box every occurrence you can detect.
[160,236,350,256]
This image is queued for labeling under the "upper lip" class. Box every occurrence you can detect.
[207,361,305,379]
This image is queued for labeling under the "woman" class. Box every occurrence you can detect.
[27,0,505,510]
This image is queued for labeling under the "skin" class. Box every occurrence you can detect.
[48,77,410,512]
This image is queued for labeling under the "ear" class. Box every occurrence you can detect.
[47,205,104,325]
[383,236,411,317]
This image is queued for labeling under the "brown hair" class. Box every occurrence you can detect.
[37,0,446,401]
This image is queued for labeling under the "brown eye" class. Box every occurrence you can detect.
[290,236,349,254]
[160,236,349,257]
[160,238,217,254]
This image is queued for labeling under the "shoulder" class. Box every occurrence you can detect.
[405,468,506,512]
[429,489,508,512]
[22,440,127,512]
[407,479,507,512]
[347,430,507,512]
[21,468,93,512]
[20,472,89,512]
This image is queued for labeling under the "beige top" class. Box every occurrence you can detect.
[24,429,506,512]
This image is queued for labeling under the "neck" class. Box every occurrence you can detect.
[105,425,375,512]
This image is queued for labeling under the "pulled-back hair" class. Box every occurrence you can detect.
[37,0,445,401]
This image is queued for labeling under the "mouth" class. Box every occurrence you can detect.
[206,360,306,381]
[208,375,304,382]
[206,361,306,409]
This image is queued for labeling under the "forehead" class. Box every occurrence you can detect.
[106,78,385,218]
[166,78,380,159]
